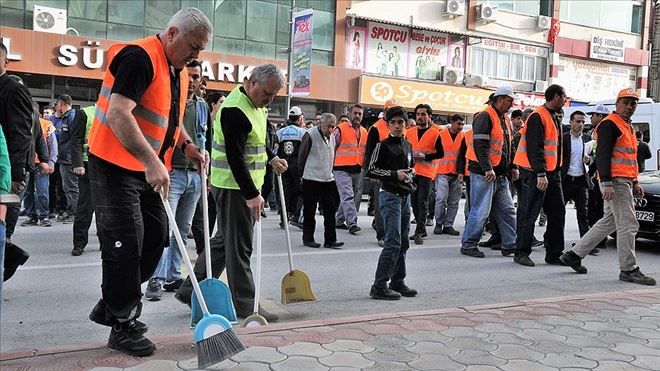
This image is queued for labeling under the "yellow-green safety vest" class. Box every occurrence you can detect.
[210,85,268,190]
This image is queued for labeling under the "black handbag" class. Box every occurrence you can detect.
[4,241,29,282]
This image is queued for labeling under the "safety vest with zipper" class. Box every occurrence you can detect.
[466,105,511,168]
[513,105,559,171]
[436,129,464,175]
[595,113,638,181]
[334,122,367,167]
[406,125,441,180]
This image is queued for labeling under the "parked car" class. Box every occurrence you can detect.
[635,170,660,241]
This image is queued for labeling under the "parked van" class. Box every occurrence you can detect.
[562,98,660,171]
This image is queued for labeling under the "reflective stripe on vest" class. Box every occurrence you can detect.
[465,105,510,167]
[210,85,268,190]
[406,125,441,179]
[513,105,559,171]
[437,129,465,175]
[464,130,472,176]
[334,122,367,167]
[87,35,186,171]
[597,113,638,180]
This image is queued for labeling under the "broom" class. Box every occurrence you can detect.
[160,192,245,368]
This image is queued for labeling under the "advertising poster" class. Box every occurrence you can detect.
[291,9,313,96]
[555,56,635,102]
[407,29,448,80]
[345,25,367,70]
[448,35,465,69]
[365,21,409,78]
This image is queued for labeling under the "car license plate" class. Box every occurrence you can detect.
[636,211,655,222]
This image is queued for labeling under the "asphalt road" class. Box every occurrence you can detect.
[1,201,658,353]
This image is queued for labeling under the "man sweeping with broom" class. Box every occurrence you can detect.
[86,9,212,356]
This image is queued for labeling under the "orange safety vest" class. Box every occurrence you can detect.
[406,125,441,180]
[437,129,465,175]
[35,118,55,164]
[370,118,390,142]
[513,105,559,171]
[466,105,511,168]
[88,35,188,171]
[596,113,638,180]
[334,122,368,167]
[464,130,472,176]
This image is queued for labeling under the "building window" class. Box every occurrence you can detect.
[246,0,277,43]
[26,0,67,10]
[0,7,24,28]
[0,0,24,10]
[145,0,181,29]
[108,0,145,27]
[471,47,547,82]
[69,17,107,38]
[213,37,245,55]
[245,40,276,59]
[312,9,334,51]
[214,0,246,39]
[560,0,639,34]
[107,22,144,42]
[477,0,539,16]
[69,0,107,21]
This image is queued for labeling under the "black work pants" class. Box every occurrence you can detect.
[89,155,168,323]
[191,188,217,255]
[177,187,256,316]
[562,174,589,237]
[73,162,95,251]
[302,179,338,244]
[411,175,432,235]
[516,170,565,260]
[49,163,66,214]
[280,164,303,222]
[427,179,436,220]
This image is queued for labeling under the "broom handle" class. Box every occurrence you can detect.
[276,174,295,271]
[160,192,210,316]
[200,167,212,280]
[253,219,262,314]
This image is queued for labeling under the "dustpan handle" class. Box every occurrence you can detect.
[160,192,210,316]
[253,219,262,314]
[276,174,295,271]
[200,167,212,280]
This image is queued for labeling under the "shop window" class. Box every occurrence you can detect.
[69,17,107,38]
[26,0,66,10]
[214,0,246,39]
[145,0,180,29]
[108,0,144,27]
[312,49,333,66]
[54,76,101,103]
[107,22,143,42]
[15,73,52,98]
[312,10,334,51]
[245,40,276,59]
[477,0,539,16]
[246,0,277,43]
[560,0,638,34]
[69,0,107,21]
[0,0,24,10]
[213,37,245,55]
[1,7,24,28]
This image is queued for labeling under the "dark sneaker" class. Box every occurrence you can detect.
[19,209,27,217]
[290,221,304,230]
[145,278,162,301]
[478,237,501,248]
[389,284,417,297]
[545,257,566,266]
[443,226,460,236]
[514,255,535,267]
[107,322,156,357]
[324,241,344,249]
[433,224,444,235]
[162,278,184,292]
[63,214,75,224]
[336,222,349,230]
[71,247,84,256]
[89,301,148,335]
[413,234,424,245]
[425,218,434,226]
[348,225,361,235]
[369,286,401,300]
[501,249,515,256]
[532,237,544,247]
[559,251,588,274]
[303,241,321,248]
[588,248,599,256]
[38,218,53,227]
[619,268,656,286]
[21,218,38,226]
[461,248,485,258]
[420,231,427,238]
[56,212,67,221]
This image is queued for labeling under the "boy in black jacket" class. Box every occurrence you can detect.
[367,106,417,300]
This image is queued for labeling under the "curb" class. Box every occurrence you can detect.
[2,288,658,361]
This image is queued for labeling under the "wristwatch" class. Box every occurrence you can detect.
[181,139,193,153]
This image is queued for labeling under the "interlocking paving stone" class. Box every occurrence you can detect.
[624,307,660,317]
[548,325,599,338]
[646,339,660,349]
[318,351,375,368]
[436,317,479,327]
[281,331,337,344]
[612,343,660,356]
[177,357,238,370]
[230,346,287,364]
[627,328,660,340]
[562,334,614,348]
[519,328,567,342]
[240,335,293,348]
[596,310,643,321]
[524,339,575,354]
[402,330,453,343]
[406,341,460,356]
[445,337,498,352]
[230,361,272,370]
[499,359,556,371]
[598,330,652,344]
[582,321,630,334]
[400,319,450,332]
[357,324,413,336]
[278,342,332,357]
[537,353,598,368]
[441,326,490,339]
[474,323,523,335]
[489,343,545,360]
[329,367,358,371]
[365,361,414,370]
[297,326,336,333]
[270,356,330,371]
[326,327,373,341]
[322,339,376,353]
[464,366,501,371]
[482,333,533,346]
[594,360,649,371]
[632,355,660,370]
[538,315,585,327]
[90,368,123,371]
[449,350,506,367]
[363,346,419,363]
[409,353,466,370]
[507,319,554,330]
[364,335,415,348]
[614,318,660,330]
[124,360,180,371]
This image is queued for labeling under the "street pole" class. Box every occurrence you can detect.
[285,0,297,117]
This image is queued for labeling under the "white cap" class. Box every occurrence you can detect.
[493,85,516,99]
[289,106,302,116]
[586,104,609,115]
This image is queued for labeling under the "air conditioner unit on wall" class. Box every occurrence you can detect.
[465,74,489,87]
[442,67,464,85]
[33,5,67,35]
[443,0,465,17]
[537,15,551,30]
[476,4,497,23]
[534,80,548,92]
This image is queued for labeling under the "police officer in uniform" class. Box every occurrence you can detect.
[276,106,307,228]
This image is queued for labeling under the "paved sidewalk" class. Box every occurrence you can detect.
[2,289,659,370]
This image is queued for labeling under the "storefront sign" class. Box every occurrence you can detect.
[512,92,571,110]
[291,9,313,96]
[0,37,22,61]
[359,75,491,114]
[554,56,635,102]
[365,21,409,78]
[408,29,447,80]
[590,34,625,63]
[480,38,548,57]
[345,25,367,70]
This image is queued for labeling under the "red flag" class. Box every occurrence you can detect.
[547,18,560,44]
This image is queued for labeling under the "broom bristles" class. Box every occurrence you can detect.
[197,328,245,369]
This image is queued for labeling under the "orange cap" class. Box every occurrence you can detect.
[384,99,398,111]
[617,88,640,100]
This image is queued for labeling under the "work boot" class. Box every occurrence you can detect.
[71,247,84,256]
[145,278,162,301]
[303,241,321,248]
[479,237,501,249]
[89,301,148,335]
[369,286,401,300]
[324,241,344,249]
[443,226,460,236]
[461,248,485,258]
[433,224,444,235]
[559,251,588,274]
[336,222,349,230]
[619,268,656,286]
[389,284,417,297]
[514,255,535,267]
[532,237,544,247]
[21,218,38,226]
[413,234,424,245]
[163,278,184,292]
[107,322,156,357]
[348,225,361,235]
[38,218,53,227]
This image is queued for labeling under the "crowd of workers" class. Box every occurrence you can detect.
[0,7,656,358]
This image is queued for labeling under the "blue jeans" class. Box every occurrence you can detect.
[461,174,517,251]
[152,169,201,282]
[24,170,50,220]
[435,174,462,227]
[0,219,5,316]
[374,191,411,289]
